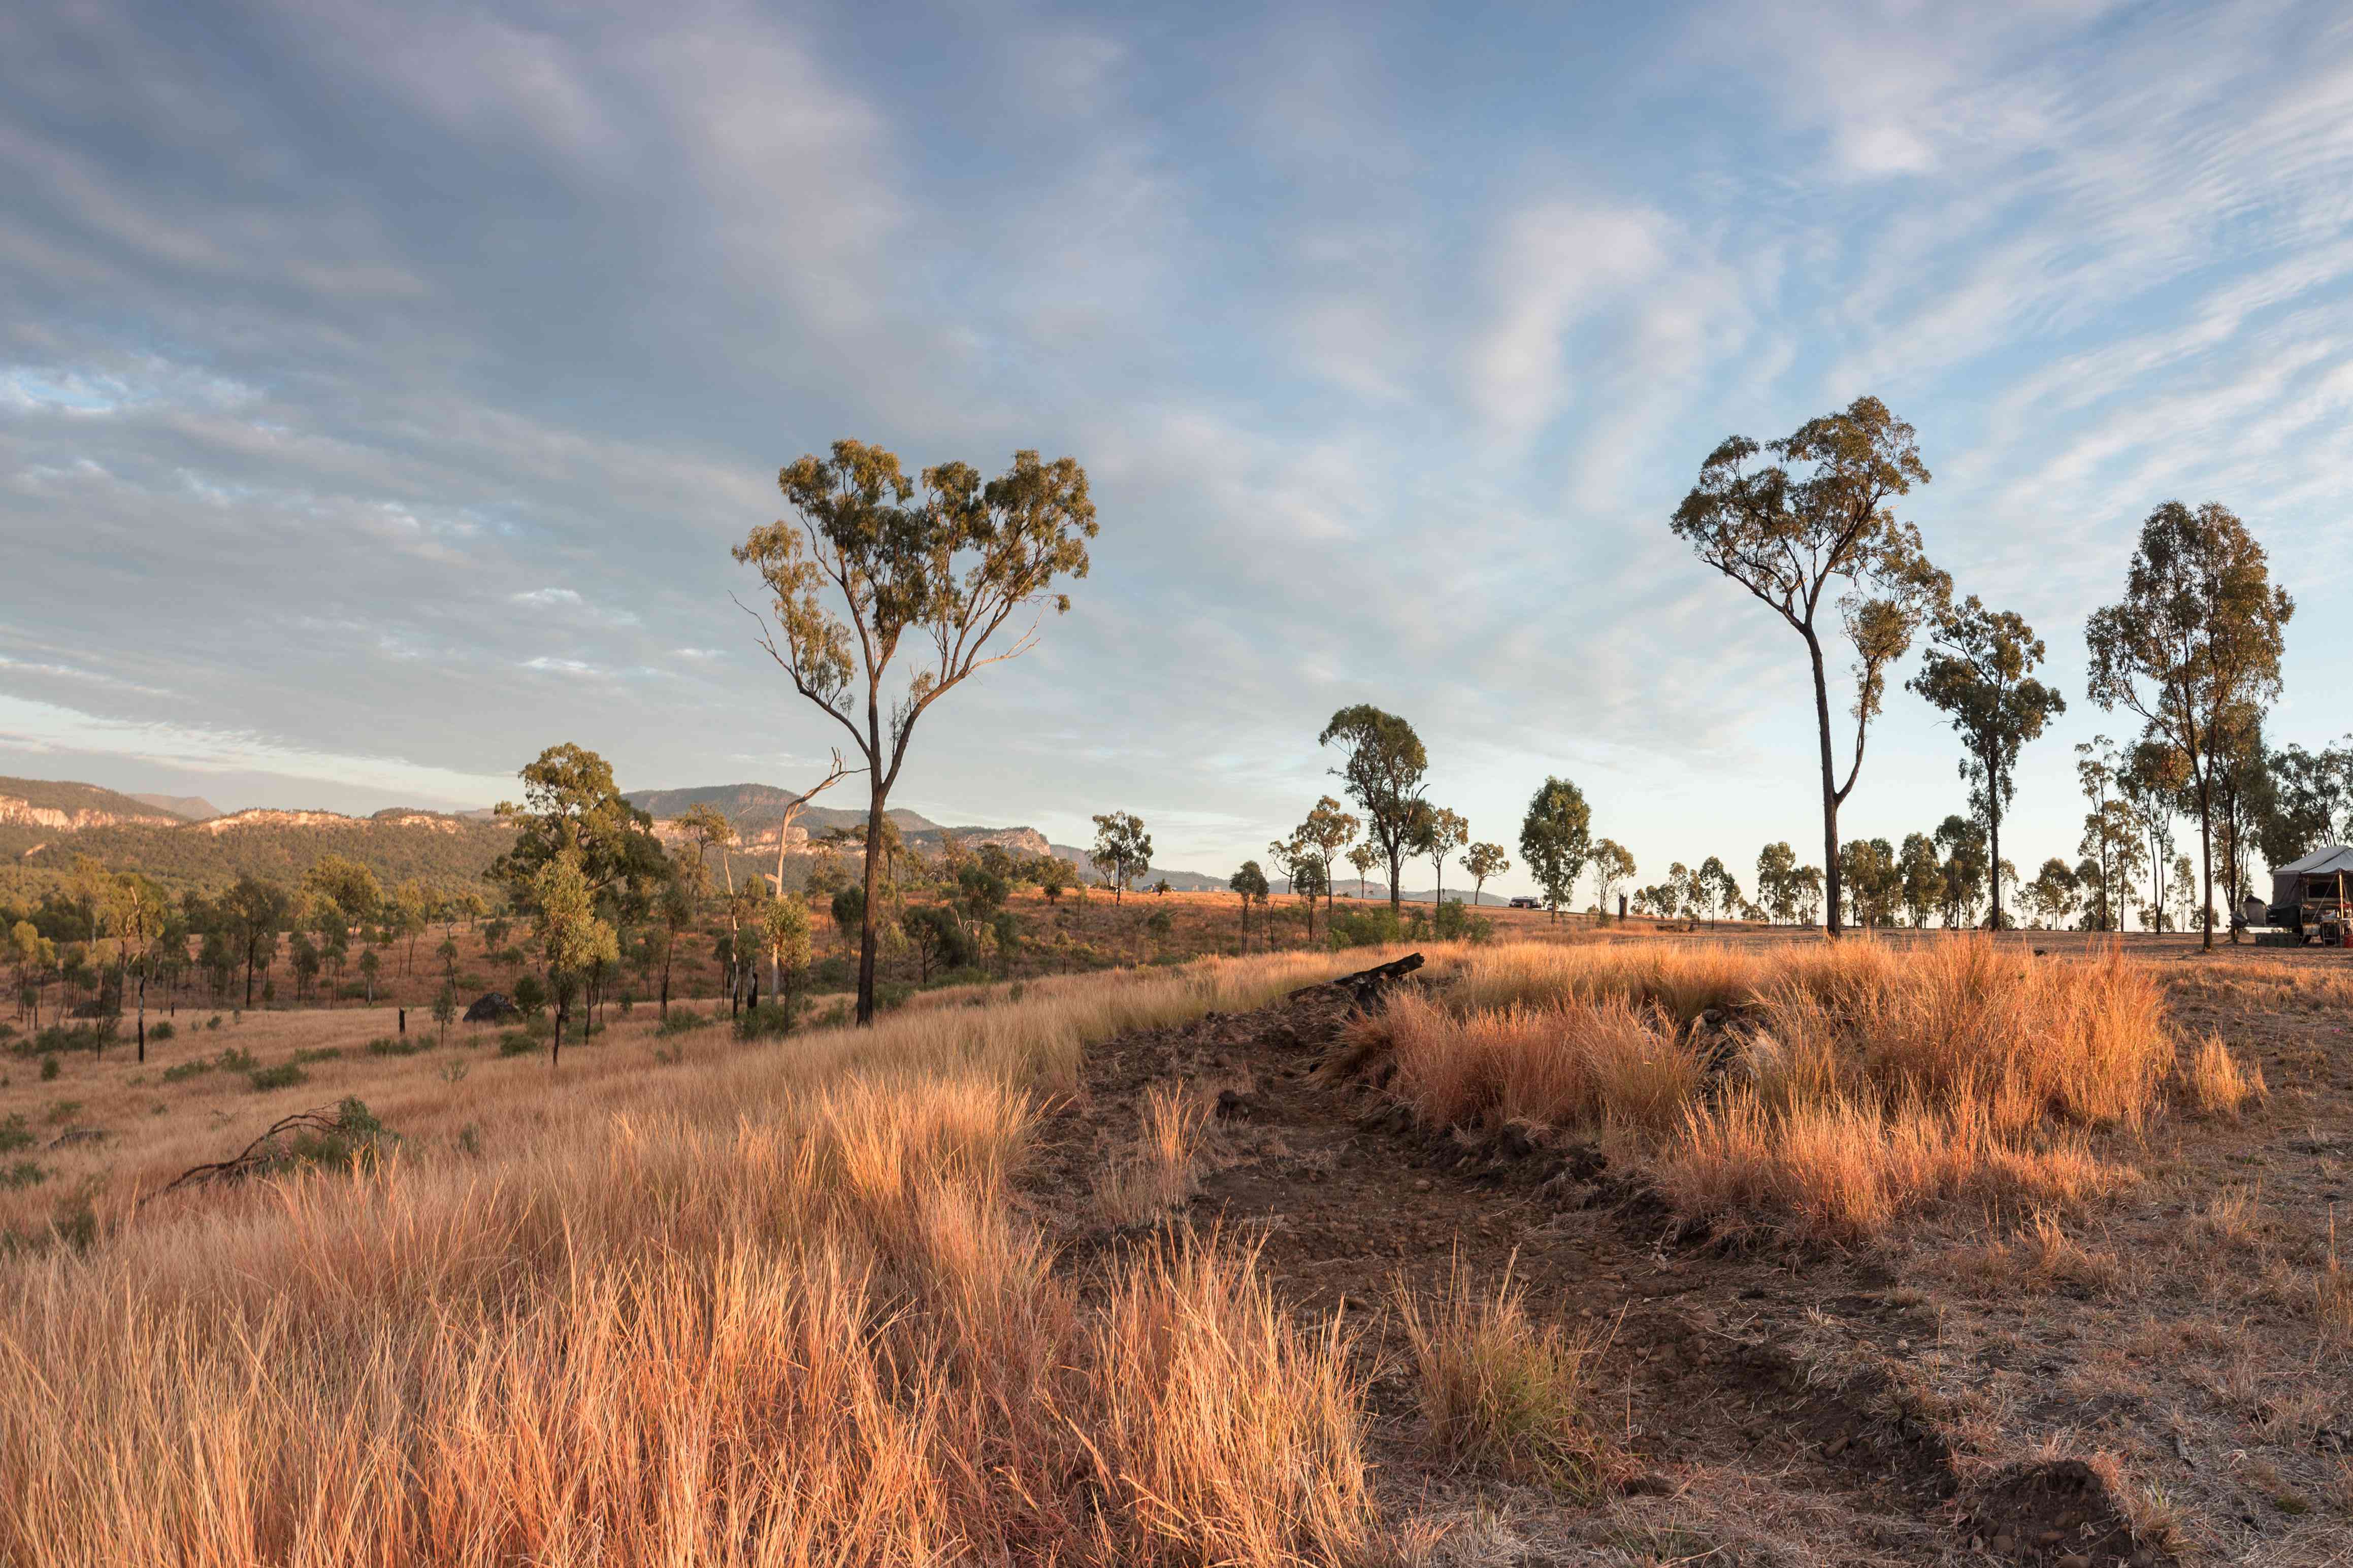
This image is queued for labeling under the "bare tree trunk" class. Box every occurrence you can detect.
[1808,633,1843,937]
[1987,776,2003,934]
[2197,774,2215,951]
[857,794,885,1026]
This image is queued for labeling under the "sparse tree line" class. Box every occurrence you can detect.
[1672,396,2300,947]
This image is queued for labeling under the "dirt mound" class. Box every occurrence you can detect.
[1969,1459,2164,1566]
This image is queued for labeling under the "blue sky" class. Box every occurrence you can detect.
[3,0,2349,895]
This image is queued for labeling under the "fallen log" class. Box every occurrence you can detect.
[1291,951,1424,1008]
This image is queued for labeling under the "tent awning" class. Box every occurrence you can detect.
[2270,845,2353,910]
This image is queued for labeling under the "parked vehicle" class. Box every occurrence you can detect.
[1507,895,1541,910]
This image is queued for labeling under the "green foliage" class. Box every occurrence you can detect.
[1519,777,1591,916]
[0,1114,29,1154]
[217,1046,258,1072]
[38,1056,57,1082]
[246,1062,308,1092]
[365,1036,423,1057]
[274,1098,397,1176]
[489,744,665,913]
[735,999,802,1041]
[0,1161,44,1191]
[1320,706,1428,910]
[1089,812,1153,898]
[498,1030,539,1057]
[1327,907,1403,948]
[510,973,547,1018]
[656,1009,710,1036]
[0,817,503,907]
[292,1046,342,1064]
[160,1057,213,1082]
[147,1020,174,1043]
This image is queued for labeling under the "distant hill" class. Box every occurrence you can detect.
[0,776,187,832]
[129,793,220,821]
[0,780,513,898]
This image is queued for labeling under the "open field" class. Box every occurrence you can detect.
[3,931,2351,1564]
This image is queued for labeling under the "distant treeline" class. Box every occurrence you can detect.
[0,817,512,903]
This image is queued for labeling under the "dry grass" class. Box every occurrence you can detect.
[1368,937,2170,1244]
[2183,1032,2268,1115]
[0,947,1392,1565]
[1394,1253,1620,1500]
[1095,1080,1209,1226]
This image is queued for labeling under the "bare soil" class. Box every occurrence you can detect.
[1022,937,2353,1566]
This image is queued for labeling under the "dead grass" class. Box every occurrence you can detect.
[0,946,1394,1565]
[1371,938,2169,1245]
[1095,1081,1208,1226]
[2183,1032,2268,1115]
[1395,1253,1621,1500]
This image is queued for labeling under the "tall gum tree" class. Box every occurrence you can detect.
[2086,501,2292,951]
[1319,706,1428,919]
[735,440,1096,1023]
[1907,597,2066,932]
[1671,396,1948,937]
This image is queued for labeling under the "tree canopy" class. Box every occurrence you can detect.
[1518,776,1591,921]
[1318,706,1428,918]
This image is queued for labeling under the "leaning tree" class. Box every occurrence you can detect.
[2086,502,2293,951]
[1672,396,1948,937]
[735,441,1096,1022]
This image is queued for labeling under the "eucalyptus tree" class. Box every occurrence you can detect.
[1898,833,1943,928]
[533,851,611,1066]
[1419,806,1469,910]
[735,440,1097,1022]
[1908,598,2067,932]
[1229,860,1270,950]
[2087,502,2294,948]
[1293,796,1360,922]
[1267,835,1325,940]
[491,743,666,916]
[1672,396,1949,936]
[1347,842,1381,899]
[1462,842,1510,908]
[1754,842,1799,924]
[1090,812,1153,902]
[1590,839,1635,921]
[1518,777,1591,922]
[1319,706,1429,919]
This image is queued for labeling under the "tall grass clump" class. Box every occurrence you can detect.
[1375,938,2171,1244]
[1396,1254,1619,1499]
[0,946,1391,1565]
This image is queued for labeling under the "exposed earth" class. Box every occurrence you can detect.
[1022,936,2353,1566]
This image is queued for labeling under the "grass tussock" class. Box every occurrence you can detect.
[0,946,1394,1566]
[1370,938,2169,1245]
[1096,1082,1208,1226]
[1396,1254,1621,1499]
[2183,1032,2267,1116]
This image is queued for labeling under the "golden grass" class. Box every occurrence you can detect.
[0,947,1392,1565]
[1395,1253,1619,1500]
[1370,937,2170,1244]
[2183,1033,2268,1115]
[1096,1081,1209,1226]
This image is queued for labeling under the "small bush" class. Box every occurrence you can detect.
[1,1161,45,1191]
[0,1114,26,1154]
[365,1036,422,1057]
[217,1046,258,1073]
[159,1059,213,1083]
[38,1056,58,1082]
[497,1031,539,1058]
[246,1062,309,1092]
[147,1021,175,1043]
[1327,907,1403,949]
[1398,1257,1619,1498]
[44,1100,82,1125]
[292,1047,342,1065]
[736,999,802,1041]
[206,1015,222,1031]
[437,1059,471,1084]
[276,1097,396,1173]
[655,1009,710,1037]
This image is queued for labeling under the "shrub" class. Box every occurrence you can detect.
[1327,907,1403,949]
[160,1059,213,1083]
[292,1047,343,1065]
[276,1098,397,1174]
[1,1161,45,1191]
[246,1062,309,1092]
[365,1036,422,1057]
[217,1047,258,1073]
[0,1115,26,1155]
[656,1009,709,1037]
[148,1021,175,1043]
[1397,1257,1619,1498]
[736,1000,801,1041]
[510,974,547,1018]
[497,1031,539,1058]
[37,1056,57,1082]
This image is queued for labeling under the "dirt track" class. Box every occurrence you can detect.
[1021,944,2353,1566]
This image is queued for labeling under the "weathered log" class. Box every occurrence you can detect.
[1291,951,1424,1008]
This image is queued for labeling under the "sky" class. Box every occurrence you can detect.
[4,0,2351,897]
